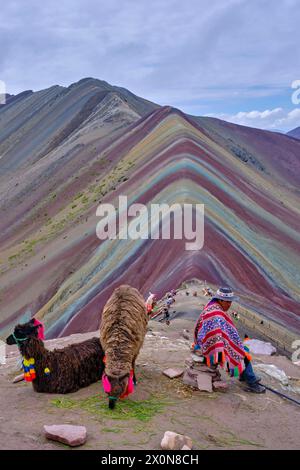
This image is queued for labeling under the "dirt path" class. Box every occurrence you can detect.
[1,315,300,450]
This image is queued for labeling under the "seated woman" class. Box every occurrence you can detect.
[194,287,265,394]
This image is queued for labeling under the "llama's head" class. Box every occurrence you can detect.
[6,318,44,354]
[103,371,134,409]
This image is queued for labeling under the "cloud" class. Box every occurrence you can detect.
[0,0,299,118]
[209,107,300,132]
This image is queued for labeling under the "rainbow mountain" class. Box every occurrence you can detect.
[0,78,299,338]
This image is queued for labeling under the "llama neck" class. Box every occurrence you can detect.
[20,337,48,362]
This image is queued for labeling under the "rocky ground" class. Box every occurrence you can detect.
[1,289,300,450]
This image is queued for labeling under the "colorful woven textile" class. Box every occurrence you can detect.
[194,300,248,376]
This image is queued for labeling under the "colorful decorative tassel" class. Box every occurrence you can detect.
[243,343,252,362]
[120,370,134,399]
[22,357,36,382]
[221,351,226,365]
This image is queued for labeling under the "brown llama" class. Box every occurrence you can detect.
[6,319,105,393]
[100,285,148,409]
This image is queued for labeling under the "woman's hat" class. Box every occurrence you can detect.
[212,287,239,302]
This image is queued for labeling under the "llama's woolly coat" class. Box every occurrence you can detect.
[7,321,105,394]
[26,337,105,393]
[100,285,148,398]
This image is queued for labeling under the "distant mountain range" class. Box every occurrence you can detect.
[287,126,300,140]
[0,77,299,338]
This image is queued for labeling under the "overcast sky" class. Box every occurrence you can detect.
[0,0,299,131]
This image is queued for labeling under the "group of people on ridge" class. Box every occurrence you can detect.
[146,290,176,325]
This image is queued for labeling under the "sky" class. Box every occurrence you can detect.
[0,0,300,131]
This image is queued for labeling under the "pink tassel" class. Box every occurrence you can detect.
[102,373,111,393]
[34,319,45,340]
[120,370,135,399]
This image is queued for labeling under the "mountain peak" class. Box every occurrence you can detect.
[287,126,300,140]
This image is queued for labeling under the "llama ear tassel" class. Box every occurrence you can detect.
[102,374,111,393]
[33,319,45,340]
[127,374,134,394]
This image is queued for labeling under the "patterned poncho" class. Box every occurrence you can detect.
[194,300,250,376]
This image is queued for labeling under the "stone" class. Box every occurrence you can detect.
[44,424,87,447]
[183,364,216,391]
[181,330,190,340]
[161,431,193,450]
[245,339,276,356]
[182,371,198,388]
[191,353,205,363]
[192,363,217,374]
[185,358,194,368]
[212,372,222,383]
[196,372,213,392]
[213,381,228,392]
[191,366,219,383]
[255,364,289,385]
[185,367,199,379]
[190,364,217,379]
[163,368,184,379]
[12,374,24,383]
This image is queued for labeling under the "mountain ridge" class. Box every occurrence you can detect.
[287,126,300,140]
[0,78,299,339]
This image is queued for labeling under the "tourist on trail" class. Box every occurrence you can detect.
[146,292,156,317]
[193,287,265,394]
[159,306,170,325]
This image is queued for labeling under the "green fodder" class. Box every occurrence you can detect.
[51,394,173,423]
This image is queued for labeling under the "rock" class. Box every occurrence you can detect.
[44,424,87,447]
[184,365,215,390]
[183,371,198,388]
[293,361,300,367]
[161,431,193,450]
[212,373,222,383]
[185,358,194,368]
[190,362,220,381]
[213,381,228,392]
[163,368,184,379]
[245,339,276,356]
[191,353,205,363]
[186,367,200,379]
[12,374,24,383]
[181,330,190,340]
[196,372,213,392]
[192,363,217,374]
[255,364,289,385]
